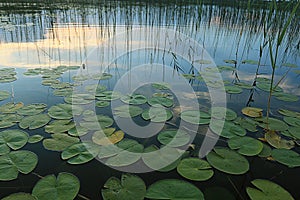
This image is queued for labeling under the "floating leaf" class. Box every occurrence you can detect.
[85,84,107,93]
[64,93,94,105]
[242,59,259,65]
[258,144,272,158]
[2,193,36,200]
[218,65,235,71]
[273,92,299,102]
[81,115,114,130]
[210,107,237,121]
[271,149,300,168]
[0,102,24,113]
[0,113,23,128]
[121,94,147,105]
[0,150,38,181]
[68,126,88,137]
[19,114,51,130]
[43,133,79,152]
[206,147,249,175]
[234,82,254,89]
[113,105,143,118]
[247,179,294,200]
[234,117,258,132]
[92,128,124,145]
[194,59,212,64]
[53,88,73,97]
[225,85,243,94]
[256,117,289,131]
[228,136,263,156]
[28,135,44,144]
[210,120,246,138]
[61,142,100,164]
[146,179,204,200]
[32,172,80,200]
[157,129,190,147]
[102,174,146,200]
[278,109,300,118]
[45,120,75,134]
[152,83,170,90]
[148,96,173,107]
[17,103,47,116]
[0,129,28,155]
[142,107,173,122]
[96,91,121,101]
[287,126,300,139]
[180,110,211,125]
[177,158,214,181]
[0,90,10,101]
[256,83,283,92]
[96,101,110,108]
[265,130,294,149]
[242,107,263,118]
[283,116,300,127]
[282,63,298,68]
[48,104,83,120]
[224,59,237,64]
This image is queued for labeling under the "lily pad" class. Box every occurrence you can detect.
[282,63,298,68]
[32,172,80,200]
[242,59,259,65]
[53,88,73,97]
[0,102,24,113]
[145,179,204,200]
[43,133,79,151]
[177,158,214,181]
[256,83,283,92]
[258,143,272,158]
[271,149,300,168]
[278,109,300,117]
[152,83,170,90]
[113,105,143,118]
[45,120,75,134]
[81,115,114,130]
[234,82,254,89]
[148,97,174,107]
[121,94,147,105]
[96,91,122,101]
[19,114,51,129]
[85,84,107,93]
[0,150,38,181]
[287,126,300,139]
[181,110,211,125]
[96,101,110,108]
[48,104,83,120]
[218,65,235,71]
[0,129,29,155]
[142,107,173,122]
[224,59,237,64]
[225,85,243,94]
[92,128,124,145]
[206,147,249,175]
[0,90,10,101]
[283,116,300,127]
[157,129,190,147]
[194,59,212,64]
[265,130,294,149]
[228,136,263,156]
[247,179,294,200]
[242,107,263,118]
[273,92,299,102]
[2,193,36,200]
[68,126,89,137]
[17,103,47,115]
[0,113,23,128]
[102,174,146,200]
[256,117,289,131]
[28,135,44,144]
[234,117,258,132]
[61,142,100,164]
[210,107,237,121]
[64,93,94,105]
[210,120,246,138]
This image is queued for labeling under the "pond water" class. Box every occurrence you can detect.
[0,1,299,199]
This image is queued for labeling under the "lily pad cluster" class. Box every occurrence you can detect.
[0,68,17,83]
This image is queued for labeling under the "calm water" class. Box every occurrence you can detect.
[0,1,299,199]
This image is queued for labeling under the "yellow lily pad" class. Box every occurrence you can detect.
[242,107,263,118]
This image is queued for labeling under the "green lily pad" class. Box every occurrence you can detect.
[92,72,113,80]
[23,68,41,76]
[234,117,258,132]
[148,96,174,107]
[0,129,29,155]
[19,114,51,129]
[92,128,124,145]
[273,92,299,102]
[258,143,272,158]
[28,135,44,144]
[61,142,100,164]
[50,82,73,89]
[102,174,146,200]
[177,158,214,181]
[45,120,75,134]
[43,133,80,152]
[68,126,89,137]
[152,83,170,90]
[0,102,24,113]
[293,69,300,74]
[96,91,122,101]
[242,59,259,65]
[228,136,263,156]
[182,74,195,79]
[17,103,47,115]
[157,129,190,147]
[234,82,254,89]
[283,116,300,127]
[0,113,23,128]
[256,82,283,92]
[206,147,249,175]
[271,149,300,168]
[256,117,289,131]
[282,63,298,68]
[194,59,212,64]
[2,193,36,200]
[247,179,294,200]
[265,131,295,149]
[287,126,300,139]
[224,59,237,64]
[53,88,73,97]
[210,120,246,138]
[81,115,114,130]
[64,93,94,105]
[218,65,235,71]
[113,105,143,118]
[106,139,144,167]
[121,94,147,105]
[32,172,80,200]
[85,84,107,93]
[145,179,204,200]
[225,85,243,94]
[210,107,237,121]
[96,101,110,108]
[0,150,38,181]
[0,90,10,101]
[181,110,211,125]
[48,104,83,120]
[142,107,173,122]
[42,79,59,86]
[278,109,300,117]
[242,107,263,118]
